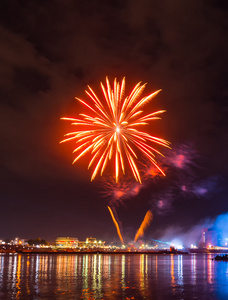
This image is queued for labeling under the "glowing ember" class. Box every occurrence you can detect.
[134,210,153,242]
[107,206,124,244]
[61,77,170,183]
[143,163,165,179]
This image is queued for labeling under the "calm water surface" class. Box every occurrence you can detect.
[0,253,228,299]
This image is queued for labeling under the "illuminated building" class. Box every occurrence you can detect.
[78,237,105,248]
[86,237,97,244]
[10,237,27,246]
[55,237,79,248]
[201,228,222,247]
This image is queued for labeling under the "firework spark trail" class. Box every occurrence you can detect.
[61,77,170,183]
[134,210,153,243]
[107,206,124,244]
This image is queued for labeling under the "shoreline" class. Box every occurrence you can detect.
[2,250,188,255]
[2,247,228,255]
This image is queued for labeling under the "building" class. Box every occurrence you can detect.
[201,228,222,247]
[10,237,27,246]
[55,237,79,248]
[55,236,105,249]
[78,237,105,249]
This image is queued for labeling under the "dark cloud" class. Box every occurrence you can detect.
[13,67,51,93]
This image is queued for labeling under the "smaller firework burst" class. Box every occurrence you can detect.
[101,176,143,204]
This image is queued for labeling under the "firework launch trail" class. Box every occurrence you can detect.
[107,206,124,244]
[134,210,153,243]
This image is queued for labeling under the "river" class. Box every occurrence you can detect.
[0,253,228,299]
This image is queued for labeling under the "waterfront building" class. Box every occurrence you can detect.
[55,237,79,248]
[55,236,105,249]
[201,228,223,247]
[78,237,105,248]
[10,237,27,246]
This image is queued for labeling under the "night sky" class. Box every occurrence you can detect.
[0,0,228,244]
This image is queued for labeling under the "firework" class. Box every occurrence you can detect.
[107,206,124,244]
[61,77,170,183]
[165,144,195,170]
[101,176,143,204]
[134,210,153,243]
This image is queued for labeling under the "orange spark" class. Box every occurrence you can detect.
[146,166,162,177]
[134,210,153,243]
[61,77,170,183]
[107,206,124,244]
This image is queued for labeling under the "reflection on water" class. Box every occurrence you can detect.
[1,253,228,299]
